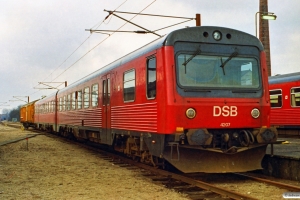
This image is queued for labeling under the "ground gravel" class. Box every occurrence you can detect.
[1,123,299,200]
[0,124,189,200]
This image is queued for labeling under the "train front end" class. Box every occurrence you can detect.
[161,27,277,173]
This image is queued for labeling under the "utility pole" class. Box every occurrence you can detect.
[196,14,201,26]
[259,0,272,76]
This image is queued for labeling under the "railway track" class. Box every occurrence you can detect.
[77,141,256,200]
[81,141,300,199]
[51,135,300,200]
[3,122,300,199]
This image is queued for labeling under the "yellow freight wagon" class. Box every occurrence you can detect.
[20,100,38,129]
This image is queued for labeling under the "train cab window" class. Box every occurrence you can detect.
[176,53,259,89]
[77,90,82,109]
[123,69,135,102]
[84,87,90,108]
[147,57,156,99]
[270,90,282,108]
[59,97,63,111]
[291,87,300,107]
[72,92,76,110]
[92,84,99,107]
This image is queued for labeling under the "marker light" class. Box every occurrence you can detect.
[186,108,196,119]
[251,108,260,119]
[176,127,184,132]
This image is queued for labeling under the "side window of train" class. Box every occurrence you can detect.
[147,57,156,99]
[67,94,71,111]
[59,97,62,111]
[49,102,51,112]
[107,79,110,105]
[92,84,99,107]
[77,90,82,109]
[63,96,66,111]
[270,89,282,108]
[72,92,76,110]
[103,80,106,105]
[102,79,111,105]
[123,69,135,102]
[291,87,300,107]
[84,87,90,108]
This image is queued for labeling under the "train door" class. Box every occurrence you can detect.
[102,74,111,144]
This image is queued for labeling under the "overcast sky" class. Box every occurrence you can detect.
[1,0,299,113]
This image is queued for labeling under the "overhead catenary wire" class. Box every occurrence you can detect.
[37,0,129,85]
[51,0,157,82]
[104,10,195,20]
[25,0,129,98]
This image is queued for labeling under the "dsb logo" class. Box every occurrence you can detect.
[213,106,238,117]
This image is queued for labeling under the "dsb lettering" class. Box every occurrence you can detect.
[213,106,238,117]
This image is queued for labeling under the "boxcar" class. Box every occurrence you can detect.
[33,26,277,173]
[20,100,38,129]
[269,72,300,135]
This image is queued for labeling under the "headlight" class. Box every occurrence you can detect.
[251,108,260,118]
[213,31,222,41]
[186,108,196,119]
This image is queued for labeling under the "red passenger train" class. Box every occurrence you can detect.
[22,26,278,173]
[269,72,300,135]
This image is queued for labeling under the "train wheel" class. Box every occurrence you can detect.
[247,130,255,144]
[239,130,250,147]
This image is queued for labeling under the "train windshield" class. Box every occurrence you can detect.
[177,54,259,89]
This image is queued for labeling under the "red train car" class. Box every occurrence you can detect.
[34,93,57,131]
[269,72,300,135]
[33,26,277,173]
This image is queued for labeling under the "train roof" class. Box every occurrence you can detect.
[269,72,300,84]
[50,26,263,94]
[21,99,39,108]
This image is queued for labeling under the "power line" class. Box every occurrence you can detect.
[26,0,129,98]
[21,0,157,104]
[40,0,129,84]
[52,0,157,81]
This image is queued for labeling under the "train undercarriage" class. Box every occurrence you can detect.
[32,123,278,173]
[109,127,278,173]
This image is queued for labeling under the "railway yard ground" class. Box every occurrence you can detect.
[1,122,300,200]
[0,123,189,200]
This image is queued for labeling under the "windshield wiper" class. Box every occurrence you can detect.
[232,90,257,93]
[182,46,201,67]
[219,49,238,75]
[184,88,211,92]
